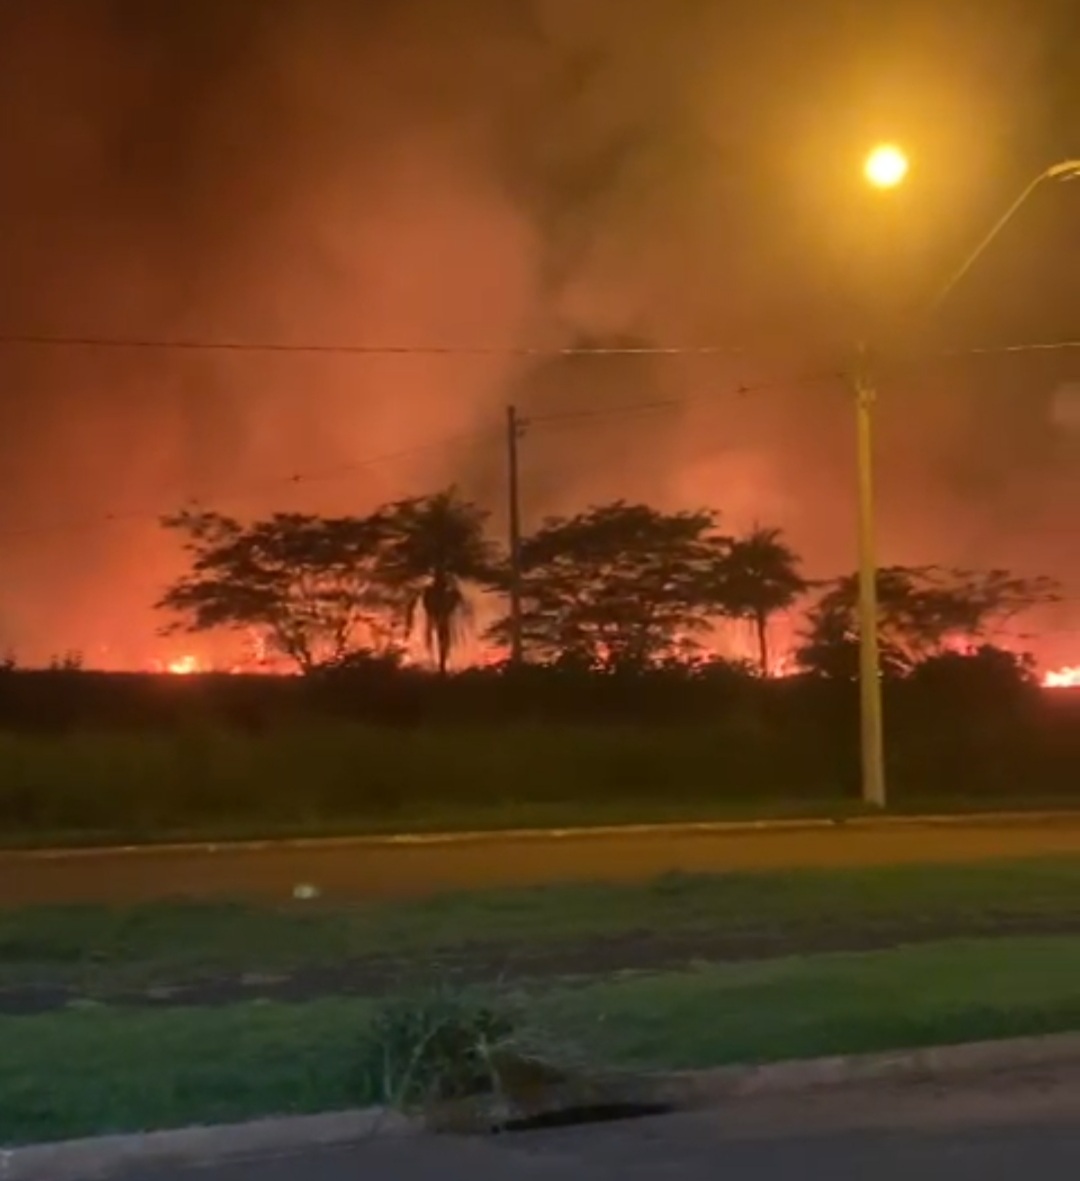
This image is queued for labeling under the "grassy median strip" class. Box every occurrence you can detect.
[536,935,1080,1069]
[2,856,1080,994]
[2,935,1079,1146]
[6,798,1077,853]
[1,722,1077,849]
[0,725,835,841]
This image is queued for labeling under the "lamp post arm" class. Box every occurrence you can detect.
[929,159,1080,312]
[929,171,1048,313]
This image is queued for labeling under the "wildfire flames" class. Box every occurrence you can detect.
[165,655,202,676]
[151,631,275,676]
[150,650,1080,686]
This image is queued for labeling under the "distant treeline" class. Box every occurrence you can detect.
[151,495,1061,680]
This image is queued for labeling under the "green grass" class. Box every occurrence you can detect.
[0,797,860,852]
[536,936,1080,1069]
[0,999,378,1146]
[6,794,1079,853]
[3,935,1079,1145]
[1,722,1074,848]
[0,725,829,838]
[3,856,1080,992]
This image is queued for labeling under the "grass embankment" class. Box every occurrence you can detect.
[4,858,1080,1145]
[4,936,1080,1145]
[0,725,837,844]
[1,724,1076,848]
[4,856,1080,993]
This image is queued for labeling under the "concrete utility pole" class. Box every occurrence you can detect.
[506,405,525,667]
[852,344,886,808]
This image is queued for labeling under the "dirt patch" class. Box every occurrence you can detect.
[2,913,1079,1016]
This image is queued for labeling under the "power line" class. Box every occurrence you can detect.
[0,367,837,543]
[507,371,879,496]
[0,353,1068,544]
[936,340,1080,358]
[529,398,680,425]
[526,370,842,427]
[0,332,749,358]
[5,329,1078,361]
[0,428,498,541]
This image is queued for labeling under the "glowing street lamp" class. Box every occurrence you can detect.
[864,144,909,190]
[850,149,1080,810]
[848,143,913,810]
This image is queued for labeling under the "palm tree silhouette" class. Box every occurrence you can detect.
[717,526,807,676]
[381,489,496,675]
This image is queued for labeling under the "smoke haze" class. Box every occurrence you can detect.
[0,0,1077,668]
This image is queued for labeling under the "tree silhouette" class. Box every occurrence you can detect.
[158,508,394,673]
[906,643,1038,703]
[377,489,497,675]
[491,501,720,670]
[797,564,1060,679]
[711,526,807,676]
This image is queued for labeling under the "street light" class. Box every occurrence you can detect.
[852,151,1080,810]
[864,144,909,190]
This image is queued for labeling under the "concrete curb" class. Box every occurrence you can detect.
[5,1031,1080,1179]
[0,1108,420,1181]
[5,809,1080,862]
[649,1030,1080,1108]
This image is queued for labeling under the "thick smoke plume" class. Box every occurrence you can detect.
[0,0,1076,668]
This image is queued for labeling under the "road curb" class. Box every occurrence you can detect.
[4,1031,1079,1179]
[0,1108,420,1181]
[649,1029,1080,1108]
[5,810,1080,862]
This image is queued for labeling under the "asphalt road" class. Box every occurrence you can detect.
[112,1129,1080,1180]
[114,1068,1080,1179]
[3,816,1080,906]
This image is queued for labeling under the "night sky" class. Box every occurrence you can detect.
[0,0,1077,669]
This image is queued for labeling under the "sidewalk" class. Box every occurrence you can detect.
[113,1065,1080,1179]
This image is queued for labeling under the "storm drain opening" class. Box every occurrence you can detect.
[494,1101,676,1133]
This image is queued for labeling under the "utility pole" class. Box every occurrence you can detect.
[853,345,886,808]
[506,405,525,667]
[850,149,1080,812]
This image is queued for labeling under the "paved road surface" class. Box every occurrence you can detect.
[115,1068,1080,1178]
[3,818,1080,905]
